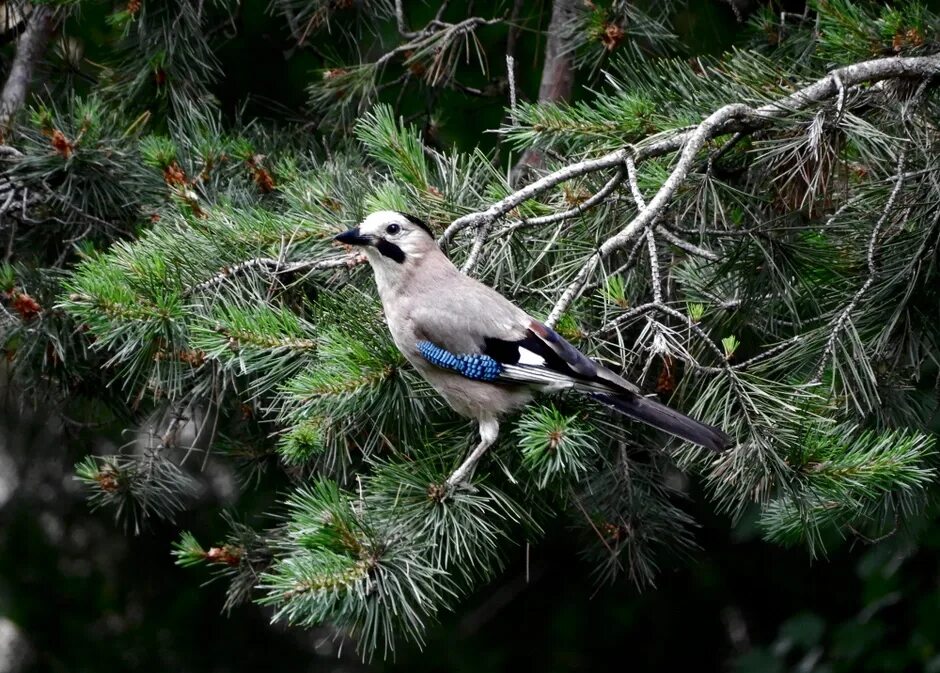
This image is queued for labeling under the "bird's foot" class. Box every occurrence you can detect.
[443,475,479,495]
[444,459,481,493]
[443,417,498,495]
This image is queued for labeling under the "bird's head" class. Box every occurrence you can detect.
[334,211,438,271]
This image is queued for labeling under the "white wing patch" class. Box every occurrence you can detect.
[517,347,546,366]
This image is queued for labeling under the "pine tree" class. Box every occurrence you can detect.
[1,0,938,659]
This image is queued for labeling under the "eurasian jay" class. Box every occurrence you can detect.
[335,211,731,488]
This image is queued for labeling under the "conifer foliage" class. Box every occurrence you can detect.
[1,0,938,657]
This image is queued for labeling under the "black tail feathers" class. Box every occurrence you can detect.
[592,393,732,452]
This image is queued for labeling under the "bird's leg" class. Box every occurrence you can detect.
[446,417,499,490]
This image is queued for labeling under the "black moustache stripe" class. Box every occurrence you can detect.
[376,239,406,264]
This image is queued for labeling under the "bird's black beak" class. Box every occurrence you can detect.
[334,227,373,247]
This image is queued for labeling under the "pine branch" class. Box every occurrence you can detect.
[42,0,940,652]
[547,103,753,325]
[812,150,908,382]
[184,254,365,297]
[490,166,626,239]
[444,54,940,248]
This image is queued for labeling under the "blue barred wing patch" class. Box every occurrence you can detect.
[417,340,503,382]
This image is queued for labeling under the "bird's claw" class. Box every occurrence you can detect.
[443,475,479,495]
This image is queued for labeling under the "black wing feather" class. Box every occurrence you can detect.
[482,334,578,375]
[483,320,733,452]
[483,320,600,378]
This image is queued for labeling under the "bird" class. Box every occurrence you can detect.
[334,211,732,488]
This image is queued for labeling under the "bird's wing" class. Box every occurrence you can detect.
[408,286,730,450]
[407,278,532,354]
[404,269,637,392]
[409,283,635,394]
[483,319,640,395]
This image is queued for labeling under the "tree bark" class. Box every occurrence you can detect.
[536,0,576,103]
[0,4,55,137]
[511,0,578,184]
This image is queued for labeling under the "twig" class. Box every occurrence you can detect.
[591,299,740,377]
[460,222,491,273]
[624,155,665,303]
[266,230,299,302]
[669,223,761,237]
[654,226,720,261]
[705,131,744,174]
[4,218,15,262]
[600,301,803,372]
[579,234,646,297]
[444,149,631,242]
[491,167,625,238]
[654,303,731,369]
[506,54,518,123]
[590,302,660,338]
[624,154,645,209]
[645,229,663,303]
[434,2,450,23]
[812,151,908,382]
[569,487,617,558]
[376,16,501,70]
[831,71,846,126]
[730,336,804,371]
[394,0,418,38]
[185,254,364,297]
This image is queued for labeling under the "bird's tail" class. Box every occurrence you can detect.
[592,393,732,452]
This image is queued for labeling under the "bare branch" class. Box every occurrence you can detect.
[492,167,625,238]
[654,226,720,262]
[444,55,940,248]
[590,302,660,338]
[624,154,645,209]
[506,54,519,123]
[376,16,501,70]
[460,223,491,273]
[624,154,664,304]
[705,131,745,174]
[443,149,631,242]
[591,299,732,375]
[393,0,418,38]
[812,151,908,382]
[645,229,663,303]
[655,303,732,370]
[546,104,753,326]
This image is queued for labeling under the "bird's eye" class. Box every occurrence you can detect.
[385,223,401,235]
